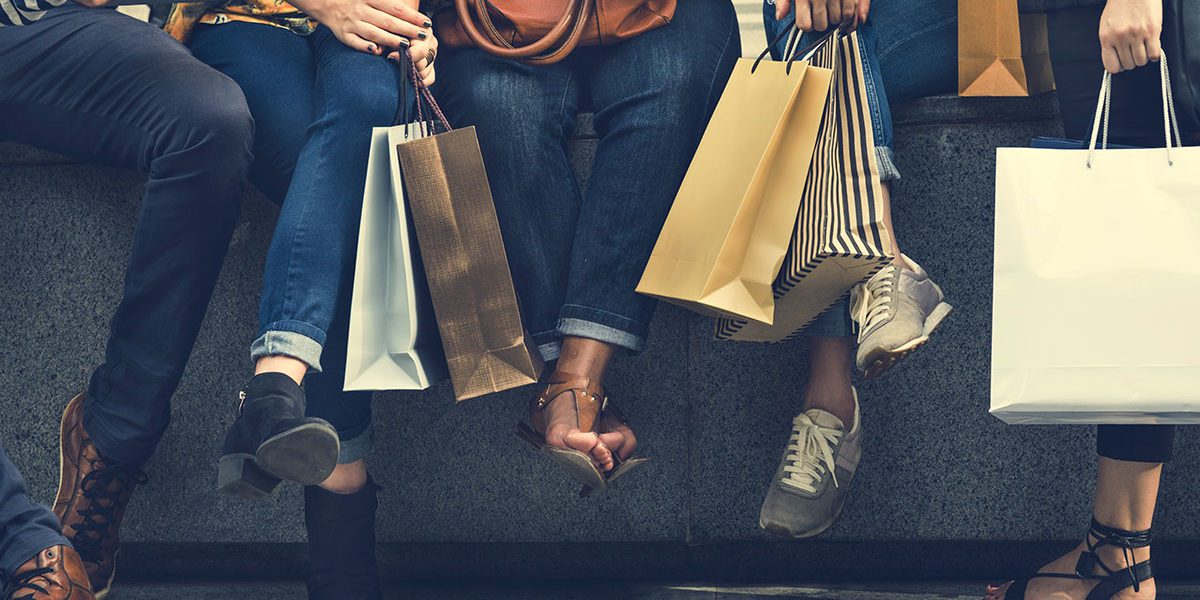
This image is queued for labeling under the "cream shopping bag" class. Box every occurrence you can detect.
[991,56,1200,424]
[344,125,446,391]
[636,39,832,324]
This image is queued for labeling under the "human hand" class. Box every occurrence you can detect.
[291,0,431,56]
[387,31,438,87]
[773,0,870,32]
[1098,0,1163,74]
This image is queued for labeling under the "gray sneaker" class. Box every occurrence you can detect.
[850,255,952,378]
[759,389,862,539]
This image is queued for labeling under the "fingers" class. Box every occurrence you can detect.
[825,0,843,26]
[858,0,870,23]
[365,0,429,27]
[775,0,791,21]
[1131,41,1149,67]
[342,33,378,55]
[1116,43,1136,71]
[793,0,812,30]
[357,23,409,55]
[839,0,857,26]
[1146,36,1162,62]
[811,0,828,31]
[1101,44,1123,74]
[363,8,428,41]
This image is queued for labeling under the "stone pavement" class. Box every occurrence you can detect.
[109,581,1200,600]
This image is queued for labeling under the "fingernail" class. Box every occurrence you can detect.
[418,31,427,40]
[399,38,410,47]
[423,19,432,28]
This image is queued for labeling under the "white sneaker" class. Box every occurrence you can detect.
[850,255,952,378]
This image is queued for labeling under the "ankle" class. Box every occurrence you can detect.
[801,383,855,426]
[255,355,308,385]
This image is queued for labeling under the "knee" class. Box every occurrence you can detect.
[170,73,256,170]
[442,68,558,141]
[322,80,401,131]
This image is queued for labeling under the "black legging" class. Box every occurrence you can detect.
[1045,5,1178,464]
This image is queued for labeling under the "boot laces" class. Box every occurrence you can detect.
[1,566,54,600]
[70,460,147,566]
[780,414,842,493]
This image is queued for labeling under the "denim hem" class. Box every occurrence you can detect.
[557,308,646,353]
[337,426,373,464]
[83,398,155,468]
[877,146,901,182]
[804,296,855,339]
[0,532,71,575]
[251,325,325,373]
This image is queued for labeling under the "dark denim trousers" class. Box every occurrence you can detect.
[190,23,407,463]
[435,0,740,360]
[0,440,67,576]
[0,5,254,467]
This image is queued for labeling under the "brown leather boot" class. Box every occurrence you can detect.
[1,545,94,600]
[51,394,145,599]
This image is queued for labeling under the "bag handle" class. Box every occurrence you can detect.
[454,0,592,65]
[1087,53,1184,167]
[391,51,453,134]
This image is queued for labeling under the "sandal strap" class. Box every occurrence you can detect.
[529,371,606,434]
[1075,517,1154,594]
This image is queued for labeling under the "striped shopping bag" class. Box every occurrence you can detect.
[716,30,893,342]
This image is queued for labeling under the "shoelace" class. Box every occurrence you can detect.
[850,266,896,337]
[779,413,842,494]
[70,460,147,566]
[0,566,54,600]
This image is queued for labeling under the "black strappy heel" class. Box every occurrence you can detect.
[1000,518,1154,600]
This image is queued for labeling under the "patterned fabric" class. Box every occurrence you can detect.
[164,0,317,42]
[0,0,69,27]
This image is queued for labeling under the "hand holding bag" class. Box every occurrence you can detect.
[435,0,676,64]
[991,55,1200,424]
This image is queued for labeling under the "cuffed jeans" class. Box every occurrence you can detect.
[0,441,67,577]
[0,5,253,467]
[435,0,740,361]
[190,23,407,463]
[763,0,956,338]
[1047,5,1178,464]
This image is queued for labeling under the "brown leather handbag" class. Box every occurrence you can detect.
[435,0,677,65]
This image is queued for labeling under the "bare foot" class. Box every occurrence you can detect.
[596,408,638,469]
[538,390,615,473]
[985,541,1155,600]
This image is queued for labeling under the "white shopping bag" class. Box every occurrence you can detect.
[344,125,446,391]
[991,56,1200,424]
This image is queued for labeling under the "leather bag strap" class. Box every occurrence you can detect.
[453,0,593,64]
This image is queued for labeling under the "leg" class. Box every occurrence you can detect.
[0,441,66,576]
[435,47,581,363]
[0,9,253,596]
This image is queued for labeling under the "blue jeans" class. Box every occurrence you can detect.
[0,441,68,576]
[0,5,254,466]
[435,0,740,360]
[762,0,956,338]
[190,23,407,463]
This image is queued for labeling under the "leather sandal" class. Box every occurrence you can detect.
[515,372,609,493]
[1000,518,1154,600]
[578,401,651,498]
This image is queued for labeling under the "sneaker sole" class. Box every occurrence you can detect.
[860,301,953,379]
[254,423,340,486]
[758,496,847,540]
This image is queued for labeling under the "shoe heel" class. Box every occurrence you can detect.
[923,301,953,337]
[217,453,282,500]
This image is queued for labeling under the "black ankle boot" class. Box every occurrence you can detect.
[216,372,340,500]
[305,479,383,600]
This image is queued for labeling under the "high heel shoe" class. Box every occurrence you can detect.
[515,372,609,493]
[999,517,1154,600]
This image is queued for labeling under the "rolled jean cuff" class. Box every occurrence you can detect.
[804,296,854,338]
[557,305,647,354]
[0,532,71,575]
[877,146,901,182]
[337,426,373,464]
[251,323,325,372]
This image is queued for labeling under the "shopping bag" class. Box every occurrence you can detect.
[636,36,833,324]
[716,30,893,342]
[344,125,446,391]
[958,0,1055,97]
[396,88,542,401]
[991,57,1200,424]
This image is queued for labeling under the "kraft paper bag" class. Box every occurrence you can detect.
[717,31,893,343]
[397,126,542,401]
[637,57,833,324]
[991,62,1200,424]
[959,0,1055,97]
[344,125,446,391]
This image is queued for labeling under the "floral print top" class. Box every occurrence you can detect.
[163,0,317,42]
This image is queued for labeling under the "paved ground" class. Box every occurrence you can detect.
[108,581,1200,599]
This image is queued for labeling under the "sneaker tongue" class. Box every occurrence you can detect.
[803,408,844,431]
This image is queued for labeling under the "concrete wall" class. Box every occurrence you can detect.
[1,95,1197,582]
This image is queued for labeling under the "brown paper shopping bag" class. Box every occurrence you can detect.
[397,108,542,400]
[959,0,1055,96]
[716,31,893,343]
[636,54,833,324]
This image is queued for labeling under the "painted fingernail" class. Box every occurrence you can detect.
[423,19,432,28]
[399,38,410,47]
[418,31,427,40]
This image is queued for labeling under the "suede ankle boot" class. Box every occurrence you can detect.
[304,479,382,600]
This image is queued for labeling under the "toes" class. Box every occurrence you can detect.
[598,431,627,460]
